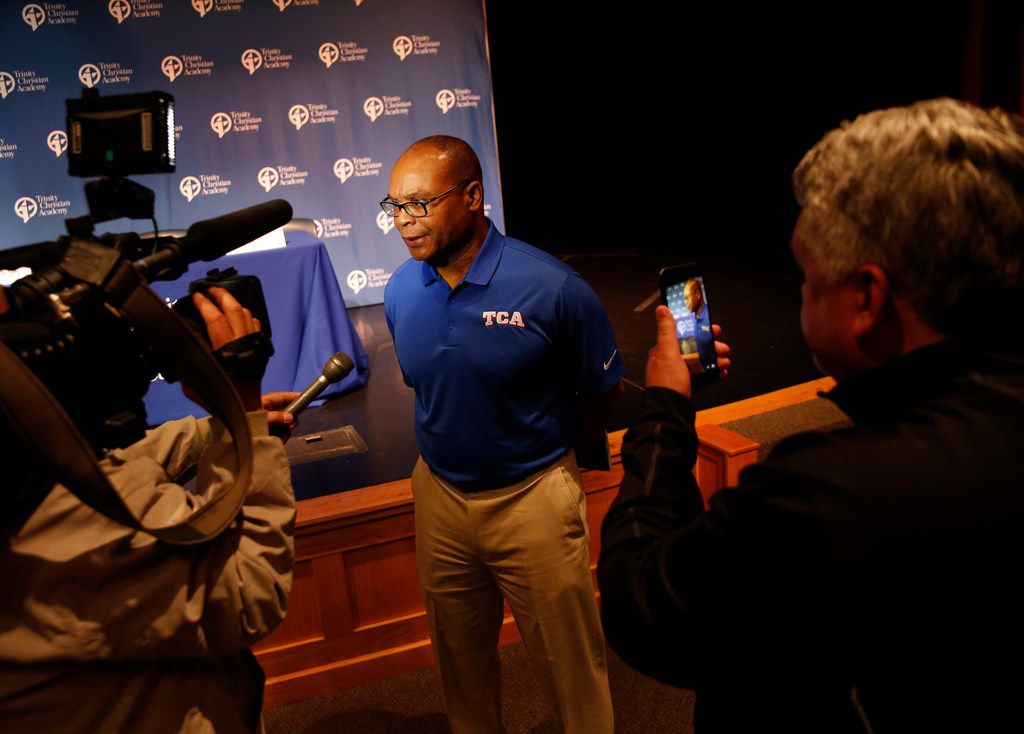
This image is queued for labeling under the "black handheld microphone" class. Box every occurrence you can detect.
[134,199,293,281]
[285,352,355,417]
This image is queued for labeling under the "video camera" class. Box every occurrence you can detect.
[0,89,291,453]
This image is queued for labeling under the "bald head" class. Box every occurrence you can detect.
[402,135,484,196]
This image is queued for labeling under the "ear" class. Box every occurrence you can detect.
[465,180,484,211]
[850,263,890,338]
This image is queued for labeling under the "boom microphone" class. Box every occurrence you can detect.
[134,199,293,281]
[285,352,355,417]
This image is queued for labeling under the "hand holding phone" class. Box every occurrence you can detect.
[659,263,720,387]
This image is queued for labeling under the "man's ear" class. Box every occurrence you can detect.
[851,263,890,338]
[465,180,484,211]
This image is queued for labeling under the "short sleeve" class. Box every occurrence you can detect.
[557,272,625,396]
[383,274,413,389]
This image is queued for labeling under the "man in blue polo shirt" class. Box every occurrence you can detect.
[684,277,715,370]
[382,136,622,734]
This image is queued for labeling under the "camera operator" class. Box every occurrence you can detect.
[0,285,299,733]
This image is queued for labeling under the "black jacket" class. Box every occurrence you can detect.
[599,337,1024,733]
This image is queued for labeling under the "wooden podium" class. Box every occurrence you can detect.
[255,377,837,708]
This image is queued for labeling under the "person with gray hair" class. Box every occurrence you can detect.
[598,97,1024,733]
[794,97,1024,341]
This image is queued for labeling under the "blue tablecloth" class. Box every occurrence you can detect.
[143,231,369,424]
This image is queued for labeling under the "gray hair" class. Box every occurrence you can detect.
[793,97,1024,334]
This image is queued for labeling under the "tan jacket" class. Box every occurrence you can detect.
[0,412,294,732]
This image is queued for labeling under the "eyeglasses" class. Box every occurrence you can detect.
[380,179,471,218]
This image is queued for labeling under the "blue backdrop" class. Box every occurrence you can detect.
[0,0,503,306]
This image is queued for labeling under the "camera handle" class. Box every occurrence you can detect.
[0,260,256,545]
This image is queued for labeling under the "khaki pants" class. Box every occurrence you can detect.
[412,453,614,734]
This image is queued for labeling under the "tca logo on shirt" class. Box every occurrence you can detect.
[482,310,525,328]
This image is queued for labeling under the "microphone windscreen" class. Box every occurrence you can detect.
[183,199,293,262]
[323,352,355,383]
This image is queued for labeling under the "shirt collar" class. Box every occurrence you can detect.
[418,220,503,287]
[824,328,1024,423]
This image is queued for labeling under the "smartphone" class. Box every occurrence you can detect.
[659,263,720,386]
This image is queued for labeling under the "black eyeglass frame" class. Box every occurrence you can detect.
[379,178,472,218]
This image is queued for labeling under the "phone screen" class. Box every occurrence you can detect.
[664,274,717,377]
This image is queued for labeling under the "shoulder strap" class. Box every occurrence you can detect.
[0,261,254,545]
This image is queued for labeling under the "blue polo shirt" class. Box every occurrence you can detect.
[384,223,624,486]
[676,306,714,369]
[693,305,715,369]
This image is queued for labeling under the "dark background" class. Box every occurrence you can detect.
[478,0,1023,418]
[483,2,996,257]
